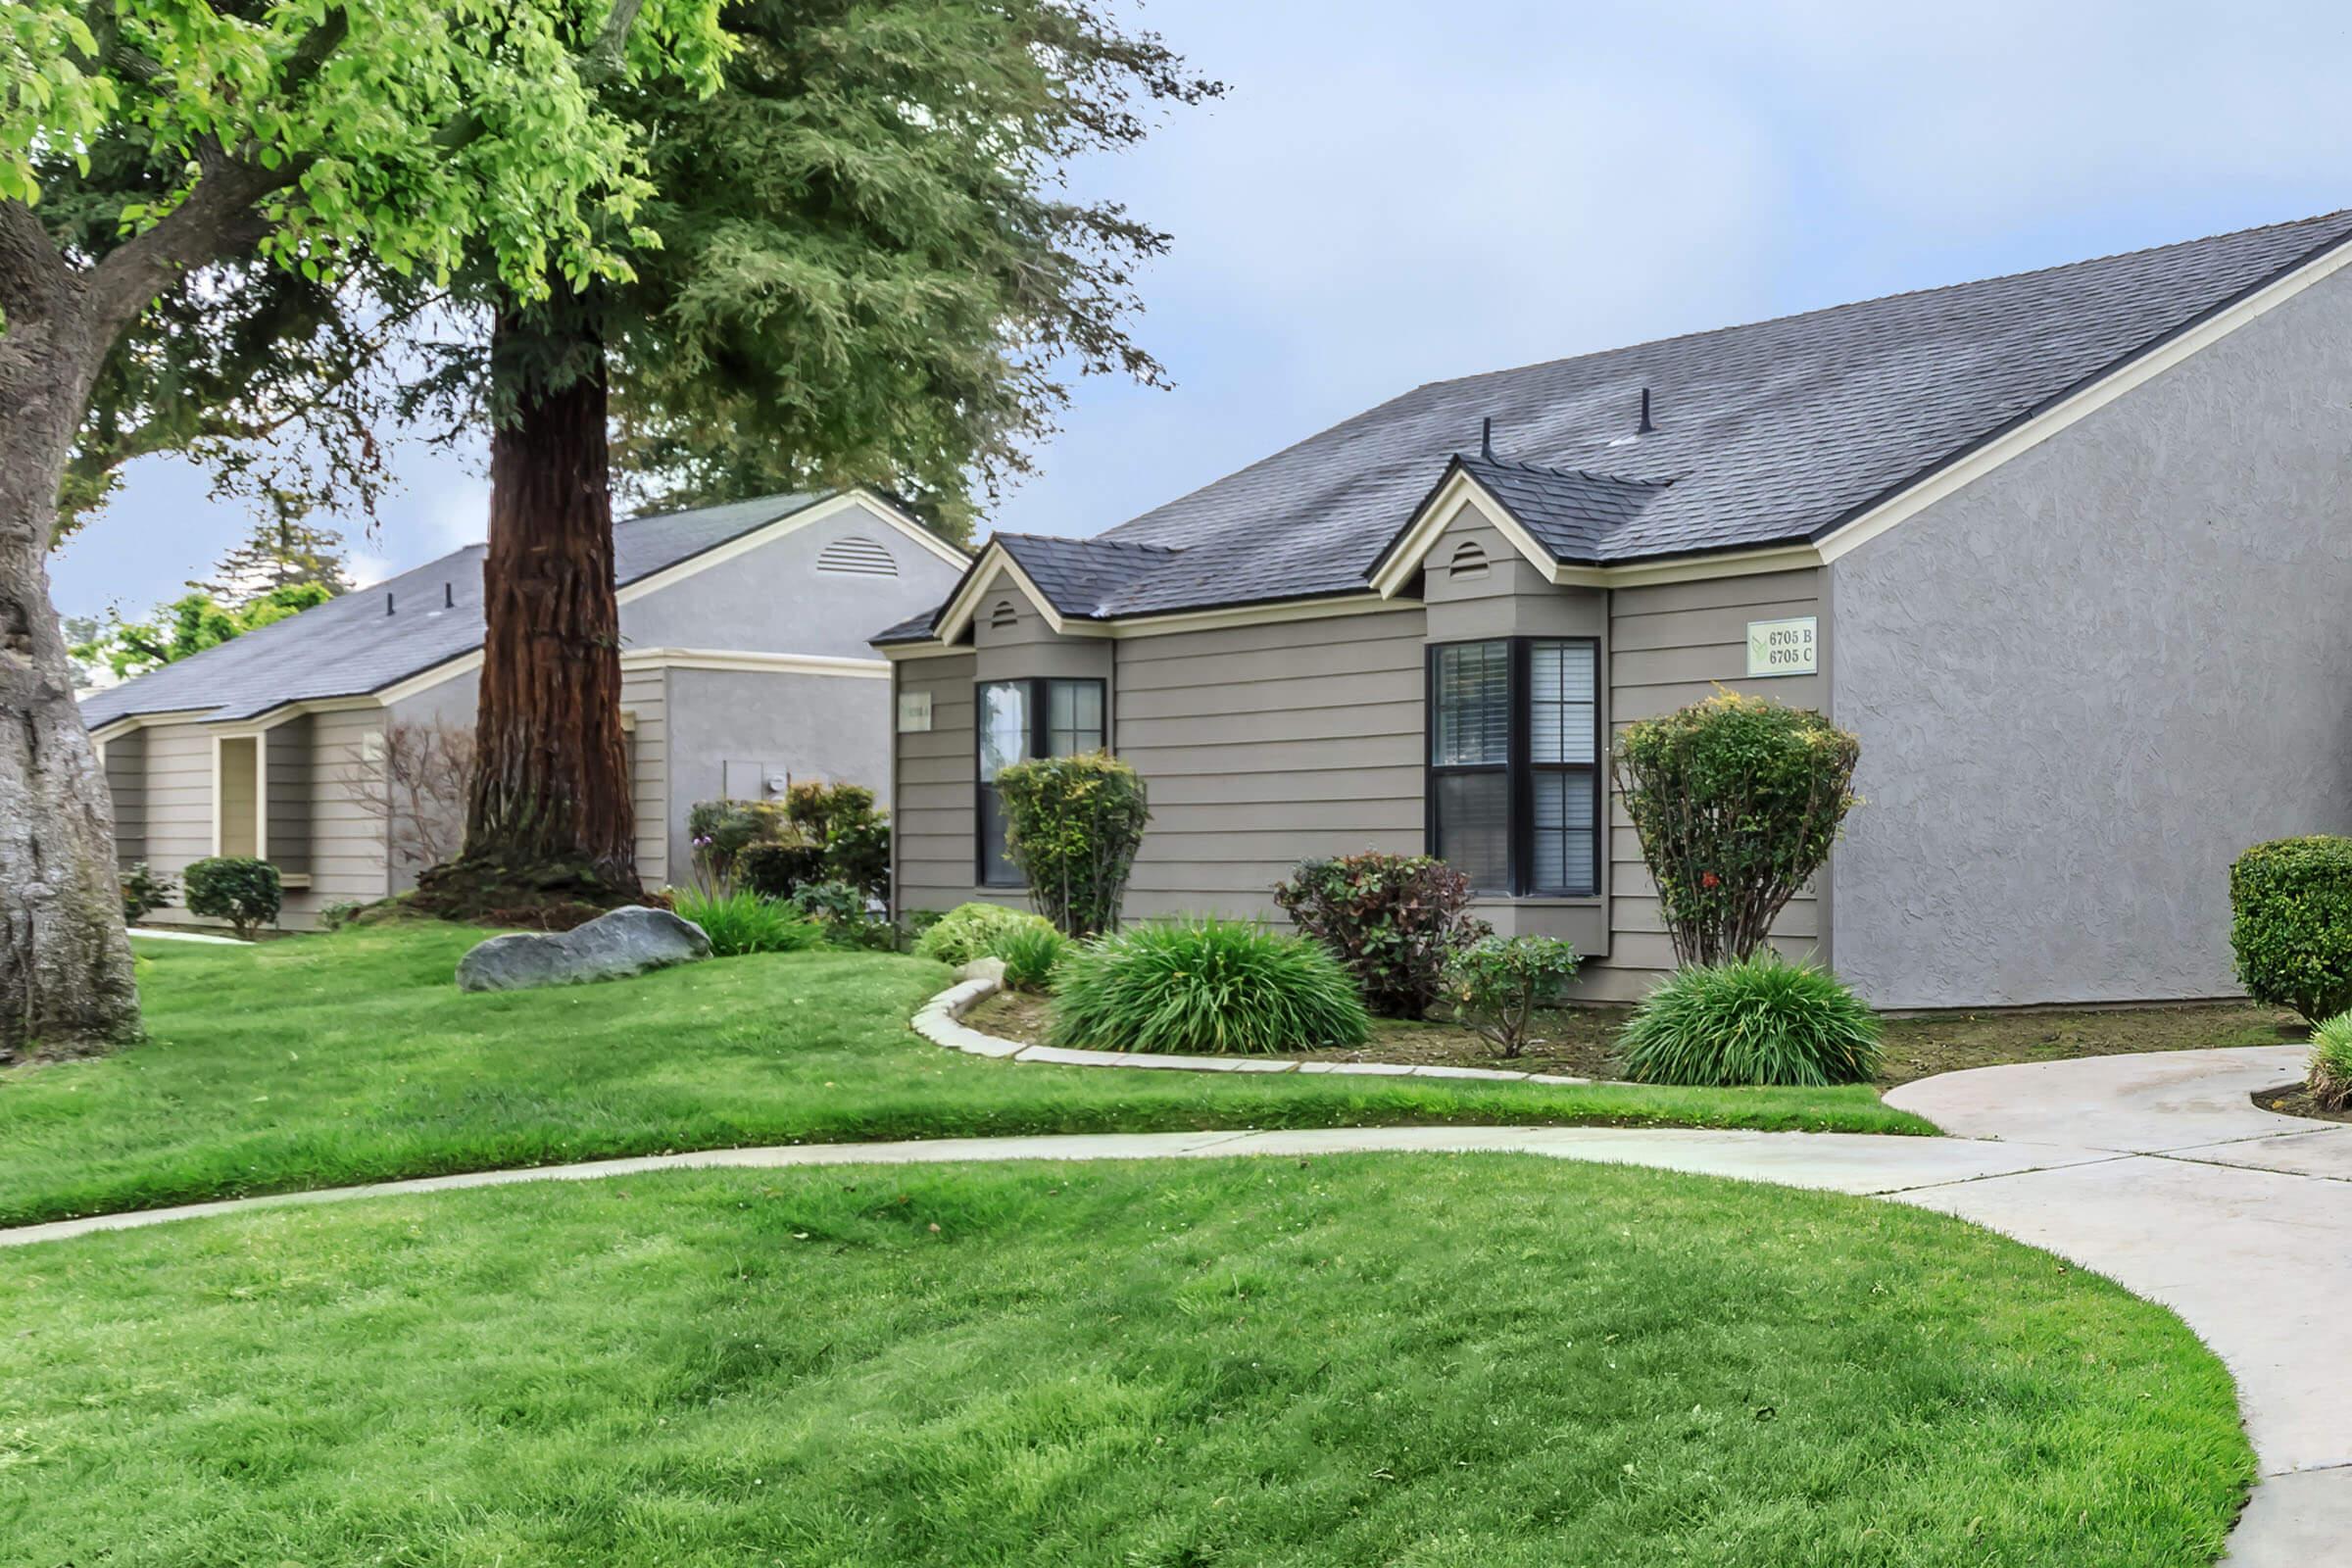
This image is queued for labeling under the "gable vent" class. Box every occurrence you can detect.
[816,534,899,577]
[1447,539,1491,580]
[989,599,1019,629]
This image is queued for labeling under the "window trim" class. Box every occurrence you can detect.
[1423,636,1601,899]
[975,675,1108,888]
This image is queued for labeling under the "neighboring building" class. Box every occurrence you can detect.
[87,490,965,929]
[876,212,2352,1008]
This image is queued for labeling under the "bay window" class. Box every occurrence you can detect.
[1426,638,1599,897]
[977,676,1106,886]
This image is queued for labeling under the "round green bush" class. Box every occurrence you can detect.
[181,856,282,939]
[2310,1010,2352,1111]
[2230,837,2352,1025]
[911,902,1058,967]
[1618,953,1881,1087]
[1049,917,1370,1055]
[1441,934,1582,1057]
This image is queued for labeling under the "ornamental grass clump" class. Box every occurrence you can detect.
[1049,918,1370,1055]
[1614,692,1860,968]
[2309,1010,2352,1111]
[669,889,824,957]
[1618,953,1882,1088]
[2230,836,2352,1025]
[994,924,1068,993]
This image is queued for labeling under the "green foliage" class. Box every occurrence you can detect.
[1614,692,1862,967]
[1272,854,1490,1019]
[911,902,1058,968]
[1049,918,1370,1056]
[993,924,1068,994]
[180,857,283,939]
[73,583,332,679]
[784,780,892,898]
[318,901,367,932]
[737,839,826,901]
[2308,1010,2352,1111]
[790,879,892,951]
[2229,837,2352,1025]
[684,798,800,895]
[1441,936,1583,1058]
[996,753,1150,938]
[120,861,175,925]
[1619,954,1883,1088]
[669,889,824,957]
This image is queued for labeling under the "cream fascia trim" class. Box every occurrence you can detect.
[1370,469,1559,596]
[1815,234,2352,564]
[932,545,1090,643]
[620,647,892,679]
[618,491,967,606]
[1103,592,1420,639]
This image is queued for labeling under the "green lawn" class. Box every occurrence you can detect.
[0,924,1929,1225]
[0,1154,2248,1566]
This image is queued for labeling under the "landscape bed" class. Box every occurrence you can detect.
[0,1154,2250,1566]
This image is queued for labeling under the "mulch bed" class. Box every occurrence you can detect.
[2251,1082,2352,1126]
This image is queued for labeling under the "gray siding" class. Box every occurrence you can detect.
[623,666,670,889]
[299,709,393,916]
[264,715,313,877]
[893,651,983,915]
[102,730,145,868]
[1831,265,2352,1008]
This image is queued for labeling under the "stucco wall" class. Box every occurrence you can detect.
[1831,265,2352,1007]
[662,665,892,881]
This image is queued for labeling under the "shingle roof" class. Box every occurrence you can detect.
[83,492,825,728]
[882,210,2352,639]
[996,534,1181,618]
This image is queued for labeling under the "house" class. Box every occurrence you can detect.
[875,212,2352,1009]
[87,490,965,929]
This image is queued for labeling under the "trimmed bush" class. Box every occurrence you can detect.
[738,839,826,901]
[996,753,1150,937]
[669,889,825,956]
[1442,935,1582,1058]
[2309,1010,2352,1111]
[1618,953,1882,1088]
[181,857,282,939]
[911,902,1058,967]
[994,923,1069,993]
[685,798,798,894]
[1614,692,1860,967]
[1272,853,1490,1019]
[121,860,175,924]
[2230,836,2352,1025]
[1049,917,1370,1055]
[791,879,894,950]
[784,780,892,898]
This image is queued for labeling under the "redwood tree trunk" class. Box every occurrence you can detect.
[451,298,638,899]
[0,270,140,1059]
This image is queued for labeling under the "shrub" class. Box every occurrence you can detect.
[684,798,797,894]
[2309,1010,2352,1111]
[1442,935,1583,1057]
[1049,917,1370,1055]
[1272,853,1490,1018]
[996,753,1150,937]
[1614,692,1861,967]
[2230,837,2352,1025]
[181,857,282,939]
[121,861,175,924]
[738,838,826,901]
[791,879,893,950]
[785,780,893,898]
[669,888,825,956]
[1618,953,1882,1088]
[911,902,1059,967]
[994,923,1068,993]
[318,900,366,932]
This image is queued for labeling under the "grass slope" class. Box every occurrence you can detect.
[0,1155,2249,1565]
[0,926,1928,1225]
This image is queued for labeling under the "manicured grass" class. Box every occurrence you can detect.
[0,1155,2249,1565]
[0,925,1929,1225]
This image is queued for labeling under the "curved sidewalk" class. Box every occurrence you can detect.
[3,1043,2339,1562]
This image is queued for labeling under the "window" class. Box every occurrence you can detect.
[977,676,1106,886]
[1426,638,1599,897]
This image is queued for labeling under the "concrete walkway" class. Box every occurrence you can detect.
[2,1043,2338,1561]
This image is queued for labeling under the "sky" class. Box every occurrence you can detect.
[50,0,2352,621]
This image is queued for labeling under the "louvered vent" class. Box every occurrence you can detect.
[816,534,899,577]
[989,599,1019,628]
[1447,539,1491,579]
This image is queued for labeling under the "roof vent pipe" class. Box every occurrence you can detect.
[1480,416,1494,461]
[1638,387,1657,435]
[444,582,455,609]
[385,591,394,615]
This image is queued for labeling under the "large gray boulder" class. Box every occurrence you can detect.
[456,906,712,993]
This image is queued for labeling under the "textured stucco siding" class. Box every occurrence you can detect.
[662,665,890,883]
[1831,264,2352,1007]
[1596,567,1828,1002]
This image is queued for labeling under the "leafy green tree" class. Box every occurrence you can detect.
[0,0,728,1058]
[417,0,1218,913]
[73,581,333,679]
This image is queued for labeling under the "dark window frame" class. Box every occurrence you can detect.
[976,675,1108,888]
[1424,636,1601,898]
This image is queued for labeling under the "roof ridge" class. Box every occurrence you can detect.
[995,530,1183,556]
[1462,451,1677,490]
[1418,208,2352,395]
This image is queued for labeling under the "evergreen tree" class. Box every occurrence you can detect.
[196,514,355,606]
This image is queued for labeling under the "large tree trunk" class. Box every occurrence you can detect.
[433,296,638,911]
[0,272,140,1060]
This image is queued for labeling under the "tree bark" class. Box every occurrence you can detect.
[443,297,638,902]
[0,259,141,1060]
